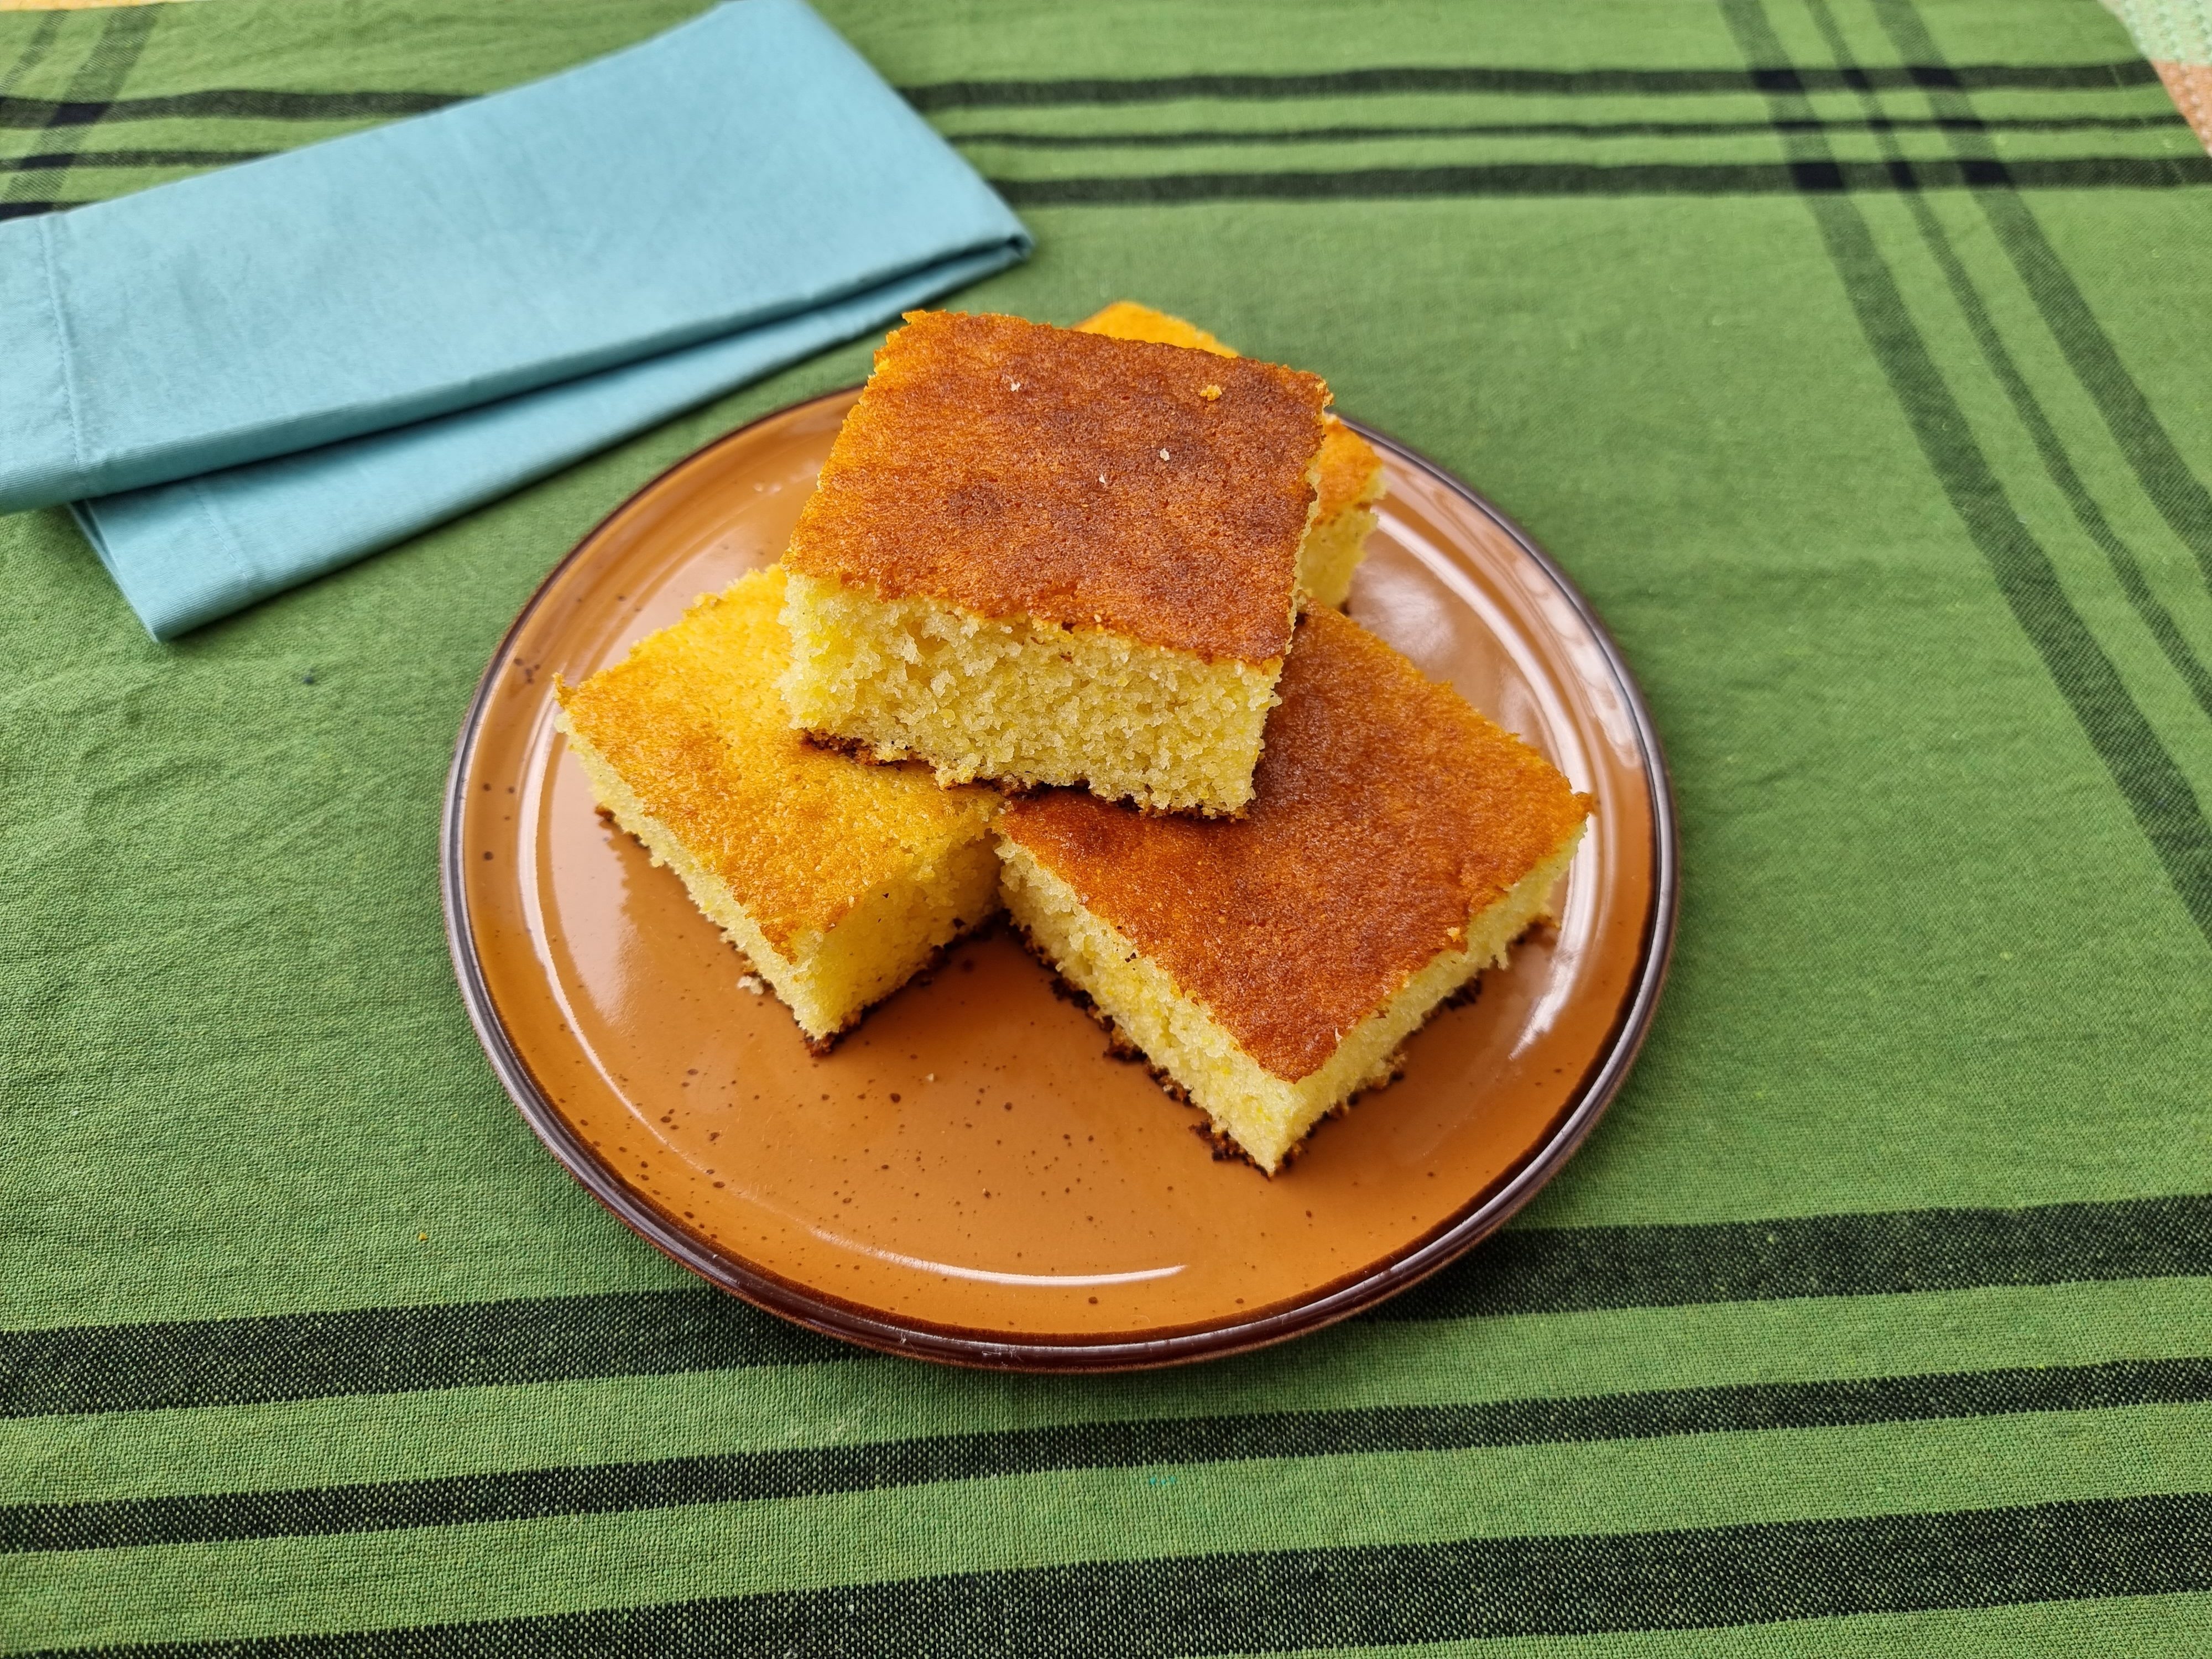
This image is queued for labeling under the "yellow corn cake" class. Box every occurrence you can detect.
[999,607,1590,1173]
[1078,301,1385,608]
[780,310,1331,815]
[555,567,1001,1050]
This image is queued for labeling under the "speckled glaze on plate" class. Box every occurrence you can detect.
[442,387,1677,1371]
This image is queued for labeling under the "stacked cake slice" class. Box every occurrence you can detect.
[1001,607,1585,1172]
[779,309,1329,816]
[558,306,1589,1172]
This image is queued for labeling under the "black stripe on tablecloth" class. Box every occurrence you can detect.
[3,111,2190,184]
[15,154,2205,222]
[24,1494,2212,1655]
[0,1286,848,1418]
[0,60,2165,132]
[0,6,155,211]
[1378,1192,2212,1319]
[0,87,462,127]
[1796,0,2212,724]
[8,1357,2207,1553]
[0,147,272,171]
[1717,6,2212,950]
[989,154,2212,205]
[1868,0,2212,595]
[1,113,2192,172]
[956,111,2191,145]
[5,1195,2208,1418]
[901,61,2164,109]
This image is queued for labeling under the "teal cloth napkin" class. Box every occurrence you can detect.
[0,0,1030,639]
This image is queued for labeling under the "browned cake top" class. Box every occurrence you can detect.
[1077,300,1383,522]
[1000,608,1592,1081]
[784,310,1329,663]
[556,568,999,953]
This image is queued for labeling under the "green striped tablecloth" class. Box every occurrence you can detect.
[5,0,2211,1651]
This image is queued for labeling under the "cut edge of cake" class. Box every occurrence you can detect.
[999,821,1584,1175]
[1300,421,1387,609]
[779,309,1328,816]
[778,568,1292,816]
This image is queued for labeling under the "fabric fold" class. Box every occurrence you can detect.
[72,248,1015,640]
[0,225,81,513]
[0,0,1031,638]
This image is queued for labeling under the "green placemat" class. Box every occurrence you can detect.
[4,0,2211,1651]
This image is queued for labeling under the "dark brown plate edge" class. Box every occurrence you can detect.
[439,396,1681,1373]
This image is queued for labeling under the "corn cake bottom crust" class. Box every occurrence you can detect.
[780,568,1282,815]
[1001,832,1579,1172]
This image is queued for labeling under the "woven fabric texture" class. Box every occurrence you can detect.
[3,0,2211,1652]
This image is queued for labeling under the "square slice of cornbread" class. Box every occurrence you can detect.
[780,310,1331,816]
[1078,301,1384,609]
[555,566,1001,1050]
[999,607,1590,1173]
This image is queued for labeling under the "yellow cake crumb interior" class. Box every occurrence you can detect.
[780,569,1282,815]
[1298,422,1386,608]
[556,567,1001,1046]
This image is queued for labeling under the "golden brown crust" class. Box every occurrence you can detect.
[554,567,999,954]
[785,310,1327,664]
[1076,299,1383,526]
[999,608,1592,1081]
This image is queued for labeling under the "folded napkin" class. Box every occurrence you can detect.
[0,0,1030,639]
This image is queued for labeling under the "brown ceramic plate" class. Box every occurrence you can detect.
[442,387,1677,1371]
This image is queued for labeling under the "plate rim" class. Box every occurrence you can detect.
[441,388,1681,1372]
